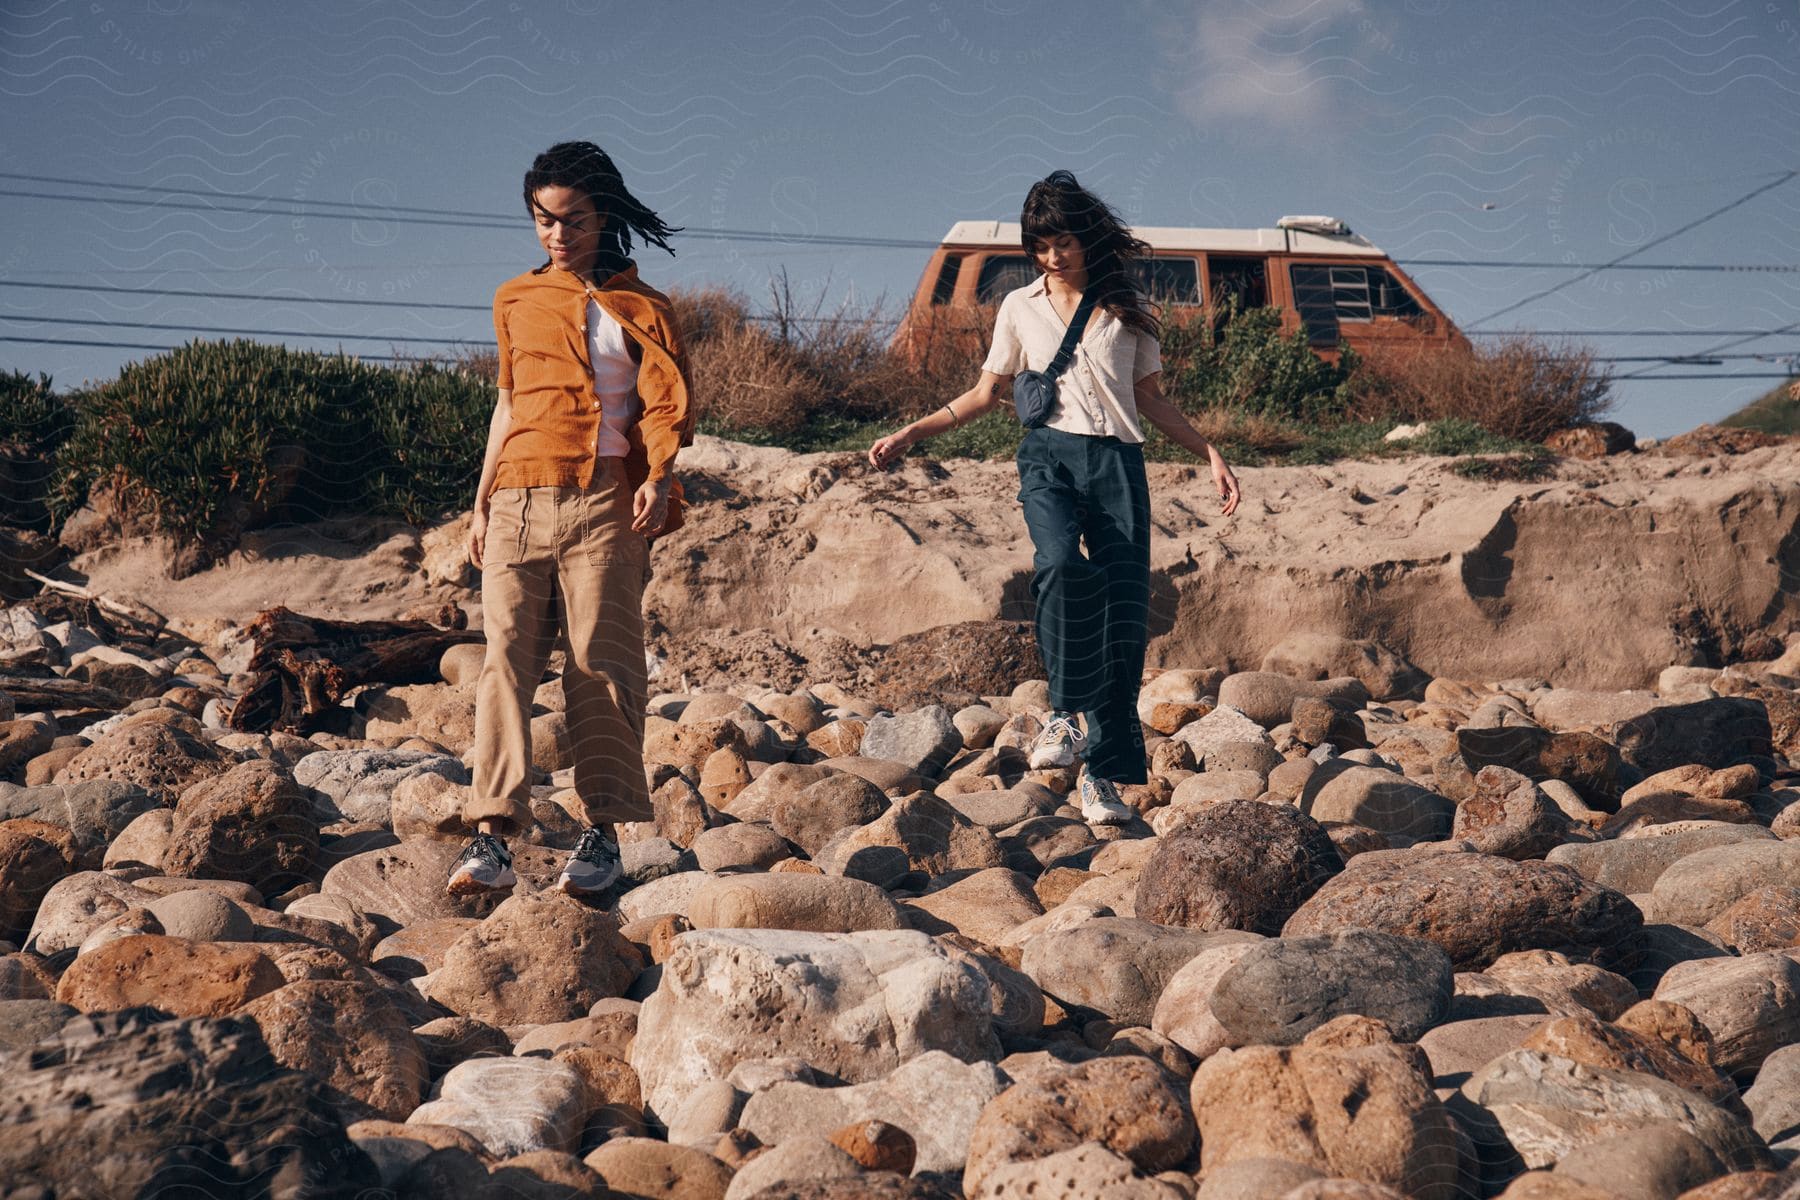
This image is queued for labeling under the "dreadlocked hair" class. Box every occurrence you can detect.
[1020,169,1159,339]
[524,141,682,277]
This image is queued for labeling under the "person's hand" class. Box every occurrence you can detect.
[868,428,912,469]
[467,505,488,569]
[632,477,672,534]
[1213,457,1242,517]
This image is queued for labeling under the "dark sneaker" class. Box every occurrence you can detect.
[1078,771,1134,826]
[557,826,622,896]
[1028,714,1088,770]
[447,833,515,895]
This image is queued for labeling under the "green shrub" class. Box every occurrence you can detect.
[0,369,73,453]
[51,339,491,543]
[1159,303,1357,424]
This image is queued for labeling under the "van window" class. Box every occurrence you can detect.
[1291,264,1424,340]
[1138,258,1200,304]
[931,254,964,305]
[977,255,1038,302]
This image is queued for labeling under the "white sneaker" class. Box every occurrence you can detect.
[1028,714,1088,770]
[1078,772,1134,826]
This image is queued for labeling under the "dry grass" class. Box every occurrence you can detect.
[1345,335,1613,442]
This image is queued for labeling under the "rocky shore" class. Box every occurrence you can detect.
[1,433,1798,1198]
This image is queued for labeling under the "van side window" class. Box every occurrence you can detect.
[977,255,1038,302]
[1290,263,1427,343]
[1137,258,1200,304]
[931,254,964,305]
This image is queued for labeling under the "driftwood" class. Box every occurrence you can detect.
[0,672,127,712]
[225,605,482,734]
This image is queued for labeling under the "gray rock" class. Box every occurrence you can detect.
[1461,1048,1774,1173]
[1653,950,1800,1077]
[0,781,160,863]
[1209,930,1454,1046]
[23,870,151,957]
[630,928,1001,1121]
[0,1010,378,1195]
[144,889,254,942]
[621,836,690,885]
[722,1135,862,1200]
[859,706,963,777]
[1741,1043,1800,1157]
[0,999,77,1051]
[293,748,469,826]
[1615,697,1773,775]
[1171,705,1273,759]
[738,1050,1009,1176]
[407,1055,590,1157]
[1020,916,1256,1027]
[1546,824,1776,895]
[1300,761,1454,841]
[1550,1121,1726,1200]
[1647,841,1800,927]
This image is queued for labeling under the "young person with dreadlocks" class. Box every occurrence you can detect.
[868,170,1241,825]
[449,141,694,897]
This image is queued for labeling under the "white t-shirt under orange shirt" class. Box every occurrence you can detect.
[585,297,640,459]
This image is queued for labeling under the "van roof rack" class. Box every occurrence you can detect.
[1276,215,1351,236]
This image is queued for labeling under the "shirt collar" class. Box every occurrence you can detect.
[1026,273,1051,297]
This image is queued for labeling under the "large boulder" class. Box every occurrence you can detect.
[1284,852,1643,971]
[1020,916,1256,1027]
[1462,1050,1774,1174]
[1190,1020,1468,1199]
[162,758,318,892]
[1134,799,1343,934]
[1260,633,1428,701]
[1149,939,1268,1060]
[906,867,1046,945]
[1613,698,1772,775]
[630,928,1001,1121]
[1209,931,1454,1046]
[1300,762,1456,842]
[858,705,962,777]
[963,1055,1193,1198]
[1652,951,1800,1077]
[738,1051,1011,1177]
[55,933,285,1017]
[0,1010,378,1196]
[1646,842,1800,927]
[1452,766,1592,861]
[0,780,160,864]
[55,721,230,806]
[814,792,1006,888]
[1545,824,1776,896]
[238,978,428,1121]
[320,837,564,931]
[420,892,643,1026]
[687,872,907,934]
[294,748,469,826]
[407,1056,591,1157]
[0,817,79,940]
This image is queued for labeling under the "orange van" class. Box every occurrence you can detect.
[894,216,1463,364]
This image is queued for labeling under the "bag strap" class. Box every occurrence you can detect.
[1044,288,1098,381]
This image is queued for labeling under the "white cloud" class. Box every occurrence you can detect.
[1166,0,1367,126]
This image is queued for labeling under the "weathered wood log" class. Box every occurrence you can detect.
[0,672,127,712]
[225,605,482,733]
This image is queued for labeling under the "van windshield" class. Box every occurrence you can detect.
[976,254,1201,304]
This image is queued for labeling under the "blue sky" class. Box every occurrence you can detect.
[3,0,1797,437]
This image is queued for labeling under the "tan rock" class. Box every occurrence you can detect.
[688,873,906,934]
[906,867,1045,945]
[238,979,428,1120]
[422,893,643,1025]
[964,1055,1193,1197]
[583,1137,735,1200]
[55,933,284,1016]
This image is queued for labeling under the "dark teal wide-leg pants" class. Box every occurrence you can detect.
[1015,425,1151,784]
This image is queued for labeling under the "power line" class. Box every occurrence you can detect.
[1465,169,1800,328]
[1,313,479,346]
[1,278,490,311]
[8,170,1800,266]
[1619,318,1800,381]
[0,333,416,363]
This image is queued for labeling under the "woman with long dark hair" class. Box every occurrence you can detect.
[869,170,1240,824]
[449,141,694,897]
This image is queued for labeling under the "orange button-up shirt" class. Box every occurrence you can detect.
[492,261,695,533]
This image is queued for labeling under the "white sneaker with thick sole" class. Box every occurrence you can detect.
[1078,772,1135,826]
[1028,714,1088,770]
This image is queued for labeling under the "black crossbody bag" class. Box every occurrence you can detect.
[1011,289,1097,429]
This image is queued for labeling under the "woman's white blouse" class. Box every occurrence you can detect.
[980,274,1162,444]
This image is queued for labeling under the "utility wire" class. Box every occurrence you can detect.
[7,170,1800,267]
[1465,169,1800,328]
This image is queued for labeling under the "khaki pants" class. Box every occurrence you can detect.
[466,458,653,835]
